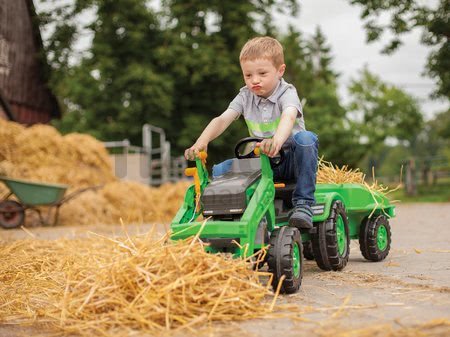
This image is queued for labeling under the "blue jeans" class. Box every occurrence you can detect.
[212,131,319,206]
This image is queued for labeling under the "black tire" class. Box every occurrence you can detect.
[267,226,303,294]
[303,240,315,260]
[359,215,391,261]
[311,200,350,271]
[252,216,270,270]
[0,200,25,229]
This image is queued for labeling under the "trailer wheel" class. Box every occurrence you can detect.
[0,200,25,229]
[359,215,391,261]
[267,226,303,294]
[312,200,349,271]
[303,240,314,260]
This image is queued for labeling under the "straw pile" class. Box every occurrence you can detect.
[0,229,278,336]
[0,120,115,187]
[317,159,394,195]
[0,119,189,226]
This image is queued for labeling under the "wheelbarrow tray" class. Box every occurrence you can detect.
[0,176,69,206]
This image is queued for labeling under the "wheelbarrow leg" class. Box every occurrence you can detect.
[50,205,62,227]
[31,207,46,226]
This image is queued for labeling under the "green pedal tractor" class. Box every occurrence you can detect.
[170,138,395,294]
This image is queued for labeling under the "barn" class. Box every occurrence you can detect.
[0,0,60,124]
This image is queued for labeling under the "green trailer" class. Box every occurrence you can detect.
[170,138,395,294]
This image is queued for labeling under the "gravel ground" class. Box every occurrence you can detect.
[1,203,449,336]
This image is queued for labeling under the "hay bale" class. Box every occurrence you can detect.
[0,120,189,226]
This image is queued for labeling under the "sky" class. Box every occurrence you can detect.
[273,0,449,120]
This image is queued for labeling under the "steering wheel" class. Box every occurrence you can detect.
[234,137,285,167]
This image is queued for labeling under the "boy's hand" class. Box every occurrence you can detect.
[256,137,282,158]
[184,141,208,161]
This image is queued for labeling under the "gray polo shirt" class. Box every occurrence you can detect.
[228,78,305,138]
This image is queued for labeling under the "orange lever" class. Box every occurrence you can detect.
[253,147,261,156]
[274,183,285,188]
[185,168,200,194]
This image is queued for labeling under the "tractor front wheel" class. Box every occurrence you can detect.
[312,200,350,271]
[267,226,303,294]
[359,215,391,261]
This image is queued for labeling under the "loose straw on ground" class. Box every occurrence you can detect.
[0,229,281,336]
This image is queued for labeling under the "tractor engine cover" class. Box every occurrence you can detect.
[202,158,261,216]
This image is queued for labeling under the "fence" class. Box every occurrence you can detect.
[403,156,450,196]
[104,124,187,186]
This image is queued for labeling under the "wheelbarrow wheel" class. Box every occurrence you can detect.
[359,215,391,261]
[0,200,25,229]
[312,200,350,271]
[267,226,303,294]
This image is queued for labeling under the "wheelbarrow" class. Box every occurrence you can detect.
[0,176,102,229]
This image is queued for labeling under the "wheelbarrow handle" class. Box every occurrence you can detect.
[57,185,104,205]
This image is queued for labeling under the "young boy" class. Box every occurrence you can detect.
[184,36,319,228]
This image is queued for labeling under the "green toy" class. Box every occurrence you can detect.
[171,138,395,294]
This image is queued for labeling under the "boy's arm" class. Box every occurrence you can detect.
[185,109,239,160]
[259,107,297,157]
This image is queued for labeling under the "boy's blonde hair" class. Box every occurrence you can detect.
[239,36,284,68]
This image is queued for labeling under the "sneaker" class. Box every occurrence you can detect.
[289,205,313,229]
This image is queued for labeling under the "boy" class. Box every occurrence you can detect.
[184,36,318,228]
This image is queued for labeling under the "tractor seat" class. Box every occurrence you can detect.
[274,182,296,209]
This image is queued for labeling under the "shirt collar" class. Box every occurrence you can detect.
[254,79,283,105]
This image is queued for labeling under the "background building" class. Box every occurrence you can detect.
[0,0,60,124]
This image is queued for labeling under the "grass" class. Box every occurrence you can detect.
[388,179,450,203]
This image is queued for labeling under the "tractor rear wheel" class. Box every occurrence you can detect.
[303,240,314,260]
[267,226,303,294]
[359,215,391,261]
[312,200,349,271]
[0,200,25,229]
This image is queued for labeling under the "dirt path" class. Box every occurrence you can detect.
[1,203,449,336]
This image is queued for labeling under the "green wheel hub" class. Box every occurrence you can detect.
[293,242,301,278]
[377,224,388,251]
[336,215,347,256]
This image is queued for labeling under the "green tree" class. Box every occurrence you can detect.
[155,0,298,162]
[40,0,173,143]
[282,27,364,166]
[38,0,299,161]
[348,0,450,99]
[417,109,450,161]
[348,67,424,170]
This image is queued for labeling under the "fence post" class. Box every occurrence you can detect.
[405,158,417,196]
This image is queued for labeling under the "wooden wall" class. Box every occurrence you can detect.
[0,0,60,124]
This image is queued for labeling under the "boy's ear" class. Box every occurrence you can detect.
[278,64,286,78]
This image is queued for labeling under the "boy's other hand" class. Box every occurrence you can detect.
[184,142,208,161]
[256,138,281,158]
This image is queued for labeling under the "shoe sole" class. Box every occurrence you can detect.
[289,217,313,229]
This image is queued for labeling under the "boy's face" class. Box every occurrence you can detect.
[241,58,286,98]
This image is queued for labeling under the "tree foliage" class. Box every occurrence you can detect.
[348,0,450,99]
[36,0,428,170]
[281,27,364,166]
[347,67,424,169]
